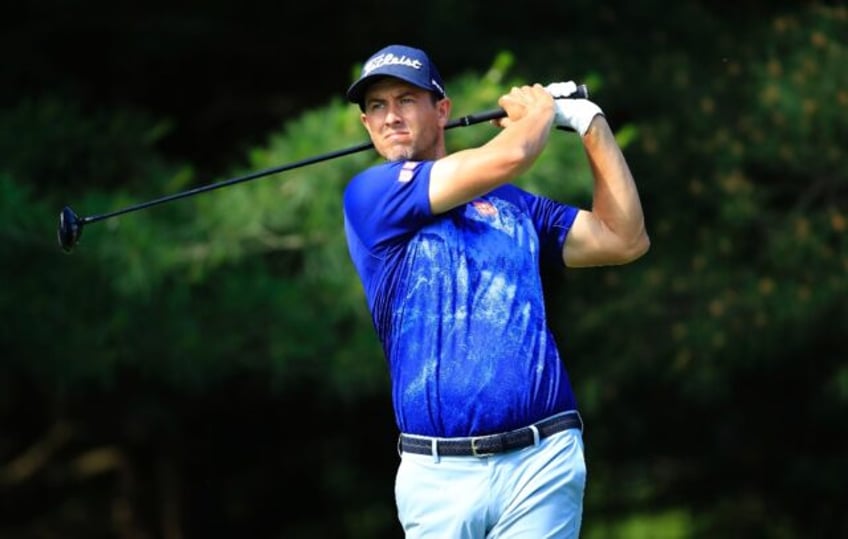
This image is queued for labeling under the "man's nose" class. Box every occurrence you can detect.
[384,103,403,124]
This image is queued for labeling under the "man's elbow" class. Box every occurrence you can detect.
[619,230,651,264]
[603,230,650,265]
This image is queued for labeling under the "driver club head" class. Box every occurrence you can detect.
[57,206,83,253]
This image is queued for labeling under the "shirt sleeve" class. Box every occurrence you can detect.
[343,160,436,254]
[524,189,579,267]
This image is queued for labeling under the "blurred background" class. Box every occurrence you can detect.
[1,1,846,537]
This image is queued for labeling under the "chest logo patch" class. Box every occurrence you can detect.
[471,199,498,217]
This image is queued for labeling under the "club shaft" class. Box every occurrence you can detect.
[82,140,375,224]
[81,118,487,225]
[80,83,588,224]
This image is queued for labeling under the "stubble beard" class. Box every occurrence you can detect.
[384,145,415,162]
[383,130,440,162]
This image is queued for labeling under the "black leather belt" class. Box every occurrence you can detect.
[398,412,583,457]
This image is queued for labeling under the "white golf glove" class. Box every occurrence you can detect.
[545,81,603,136]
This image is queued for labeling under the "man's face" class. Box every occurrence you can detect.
[360,78,450,162]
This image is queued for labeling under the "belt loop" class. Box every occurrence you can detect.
[529,424,540,446]
[431,438,440,463]
[576,411,585,434]
[397,435,403,457]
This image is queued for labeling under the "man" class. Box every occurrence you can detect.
[342,44,649,538]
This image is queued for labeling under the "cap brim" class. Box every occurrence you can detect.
[347,73,442,105]
[346,74,384,104]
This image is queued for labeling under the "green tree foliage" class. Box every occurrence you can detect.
[552,4,847,537]
[1,2,846,538]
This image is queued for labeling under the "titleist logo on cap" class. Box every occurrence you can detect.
[363,53,423,75]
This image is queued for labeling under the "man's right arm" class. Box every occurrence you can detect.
[427,84,554,215]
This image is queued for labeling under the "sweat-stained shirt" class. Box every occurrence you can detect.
[343,159,580,438]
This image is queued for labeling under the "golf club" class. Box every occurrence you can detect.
[57,84,588,253]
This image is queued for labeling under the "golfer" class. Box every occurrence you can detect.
[342,44,649,538]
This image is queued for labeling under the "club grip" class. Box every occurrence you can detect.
[447,83,589,129]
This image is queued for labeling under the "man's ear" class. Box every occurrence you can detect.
[437,98,452,127]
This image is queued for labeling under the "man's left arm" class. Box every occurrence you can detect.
[562,115,650,267]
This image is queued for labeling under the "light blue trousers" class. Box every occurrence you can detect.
[395,428,586,538]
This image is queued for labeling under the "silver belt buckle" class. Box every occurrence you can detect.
[470,436,494,457]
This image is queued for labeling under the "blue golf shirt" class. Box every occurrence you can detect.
[343,159,580,437]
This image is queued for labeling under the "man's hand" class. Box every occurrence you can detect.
[546,81,604,137]
[495,84,556,128]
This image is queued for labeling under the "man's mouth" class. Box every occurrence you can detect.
[385,131,410,143]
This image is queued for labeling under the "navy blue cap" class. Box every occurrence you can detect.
[347,44,446,105]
